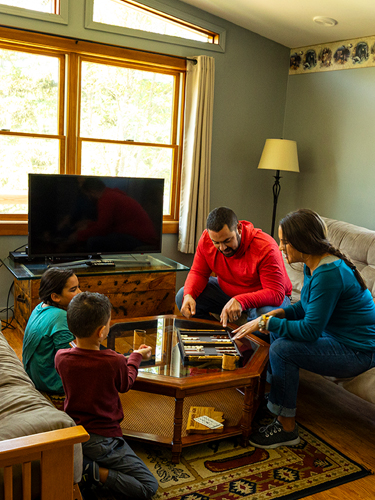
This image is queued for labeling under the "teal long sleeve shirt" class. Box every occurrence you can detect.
[268,259,375,351]
[22,303,74,393]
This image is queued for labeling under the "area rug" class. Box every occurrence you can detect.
[90,412,372,500]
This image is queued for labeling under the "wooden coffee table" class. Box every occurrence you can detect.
[107,315,269,463]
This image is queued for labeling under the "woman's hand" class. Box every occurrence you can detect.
[232,317,267,340]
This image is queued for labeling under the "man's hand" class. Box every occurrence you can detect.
[181,294,196,319]
[220,298,242,327]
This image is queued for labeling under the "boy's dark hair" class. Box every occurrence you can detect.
[39,267,75,306]
[206,207,238,232]
[67,292,112,338]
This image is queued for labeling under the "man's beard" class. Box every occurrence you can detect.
[220,232,241,257]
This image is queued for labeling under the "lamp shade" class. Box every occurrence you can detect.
[258,139,299,173]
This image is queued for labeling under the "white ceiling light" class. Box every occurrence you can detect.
[313,16,338,27]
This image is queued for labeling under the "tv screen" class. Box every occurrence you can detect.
[28,174,164,259]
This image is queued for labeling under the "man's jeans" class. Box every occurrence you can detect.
[267,331,375,417]
[175,276,291,322]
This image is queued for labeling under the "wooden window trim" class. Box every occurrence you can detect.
[0,26,186,236]
[115,0,219,43]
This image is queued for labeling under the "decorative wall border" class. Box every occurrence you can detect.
[289,34,375,75]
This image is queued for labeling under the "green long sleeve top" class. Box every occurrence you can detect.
[268,259,375,350]
[22,303,74,393]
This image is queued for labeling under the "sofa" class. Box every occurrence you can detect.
[0,330,88,499]
[284,216,375,405]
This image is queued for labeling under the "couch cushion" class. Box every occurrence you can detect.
[324,217,375,298]
[0,331,82,485]
[341,367,375,404]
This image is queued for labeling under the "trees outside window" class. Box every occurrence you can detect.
[0,28,185,234]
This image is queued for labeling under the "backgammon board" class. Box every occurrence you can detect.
[177,327,242,366]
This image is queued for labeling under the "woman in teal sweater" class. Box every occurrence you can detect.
[234,209,375,449]
[22,267,81,393]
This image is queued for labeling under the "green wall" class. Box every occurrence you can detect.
[0,0,290,312]
[283,67,375,230]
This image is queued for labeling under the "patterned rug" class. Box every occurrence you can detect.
[88,411,372,500]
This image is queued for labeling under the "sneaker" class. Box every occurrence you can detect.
[249,418,300,449]
[80,457,100,488]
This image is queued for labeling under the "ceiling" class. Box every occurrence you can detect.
[180,0,375,48]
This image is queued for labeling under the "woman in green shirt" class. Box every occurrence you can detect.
[22,267,81,393]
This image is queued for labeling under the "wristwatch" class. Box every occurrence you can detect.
[258,314,270,331]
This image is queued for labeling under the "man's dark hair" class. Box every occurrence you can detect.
[67,292,112,338]
[206,207,238,232]
[39,267,75,306]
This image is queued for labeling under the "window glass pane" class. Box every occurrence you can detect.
[81,142,172,214]
[93,0,210,43]
[0,136,59,213]
[80,62,174,144]
[0,0,56,13]
[0,49,59,134]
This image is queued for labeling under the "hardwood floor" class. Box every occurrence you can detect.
[2,321,374,499]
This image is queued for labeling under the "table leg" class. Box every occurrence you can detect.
[171,396,184,463]
[240,378,258,446]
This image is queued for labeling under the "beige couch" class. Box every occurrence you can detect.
[0,330,88,499]
[284,216,375,405]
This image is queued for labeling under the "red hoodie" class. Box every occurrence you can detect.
[183,221,292,310]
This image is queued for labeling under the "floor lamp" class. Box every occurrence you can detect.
[257,139,299,238]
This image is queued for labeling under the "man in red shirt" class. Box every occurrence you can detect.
[176,207,292,327]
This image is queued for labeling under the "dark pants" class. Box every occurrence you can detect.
[83,434,158,499]
[175,276,291,323]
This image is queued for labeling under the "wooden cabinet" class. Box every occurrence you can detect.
[5,255,189,334]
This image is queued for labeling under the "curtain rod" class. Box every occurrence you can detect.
[0,24,197,63]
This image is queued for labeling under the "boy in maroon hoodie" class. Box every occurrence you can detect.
[55,292,158,499]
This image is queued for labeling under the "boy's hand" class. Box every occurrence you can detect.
[134,344,152,360]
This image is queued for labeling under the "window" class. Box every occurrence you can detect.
[85,0,226,52]
[0,0,67,23]
[92,0,218,44]
[0,27,185,234]
[0,0,59,14]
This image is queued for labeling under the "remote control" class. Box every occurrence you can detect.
[194,415,223,429]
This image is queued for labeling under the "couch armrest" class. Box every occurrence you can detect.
[0,426,89,500]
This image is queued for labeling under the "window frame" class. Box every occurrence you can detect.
[0,26,186,236]
[85,0,226,52]
[0,0,68,24]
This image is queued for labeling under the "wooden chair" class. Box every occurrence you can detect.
[0,426,89,500]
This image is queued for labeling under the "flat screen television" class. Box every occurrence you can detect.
[28,174,164,259]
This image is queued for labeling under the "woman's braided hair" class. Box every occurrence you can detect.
[280,208,367,290]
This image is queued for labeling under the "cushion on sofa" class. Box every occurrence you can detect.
[324,218,375,297]
[0,331,82,486]
[341,367,375,404]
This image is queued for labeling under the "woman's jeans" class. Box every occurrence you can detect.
[267,331,375,417]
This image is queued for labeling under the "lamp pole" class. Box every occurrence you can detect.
[271,170,281,239]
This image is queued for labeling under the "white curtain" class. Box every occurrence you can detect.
[178,55,215,254]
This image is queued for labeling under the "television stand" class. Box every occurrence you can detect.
[3,254,189,333]
[110,255,151,267]
[46,255,152,269]
[47,259,89,269]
